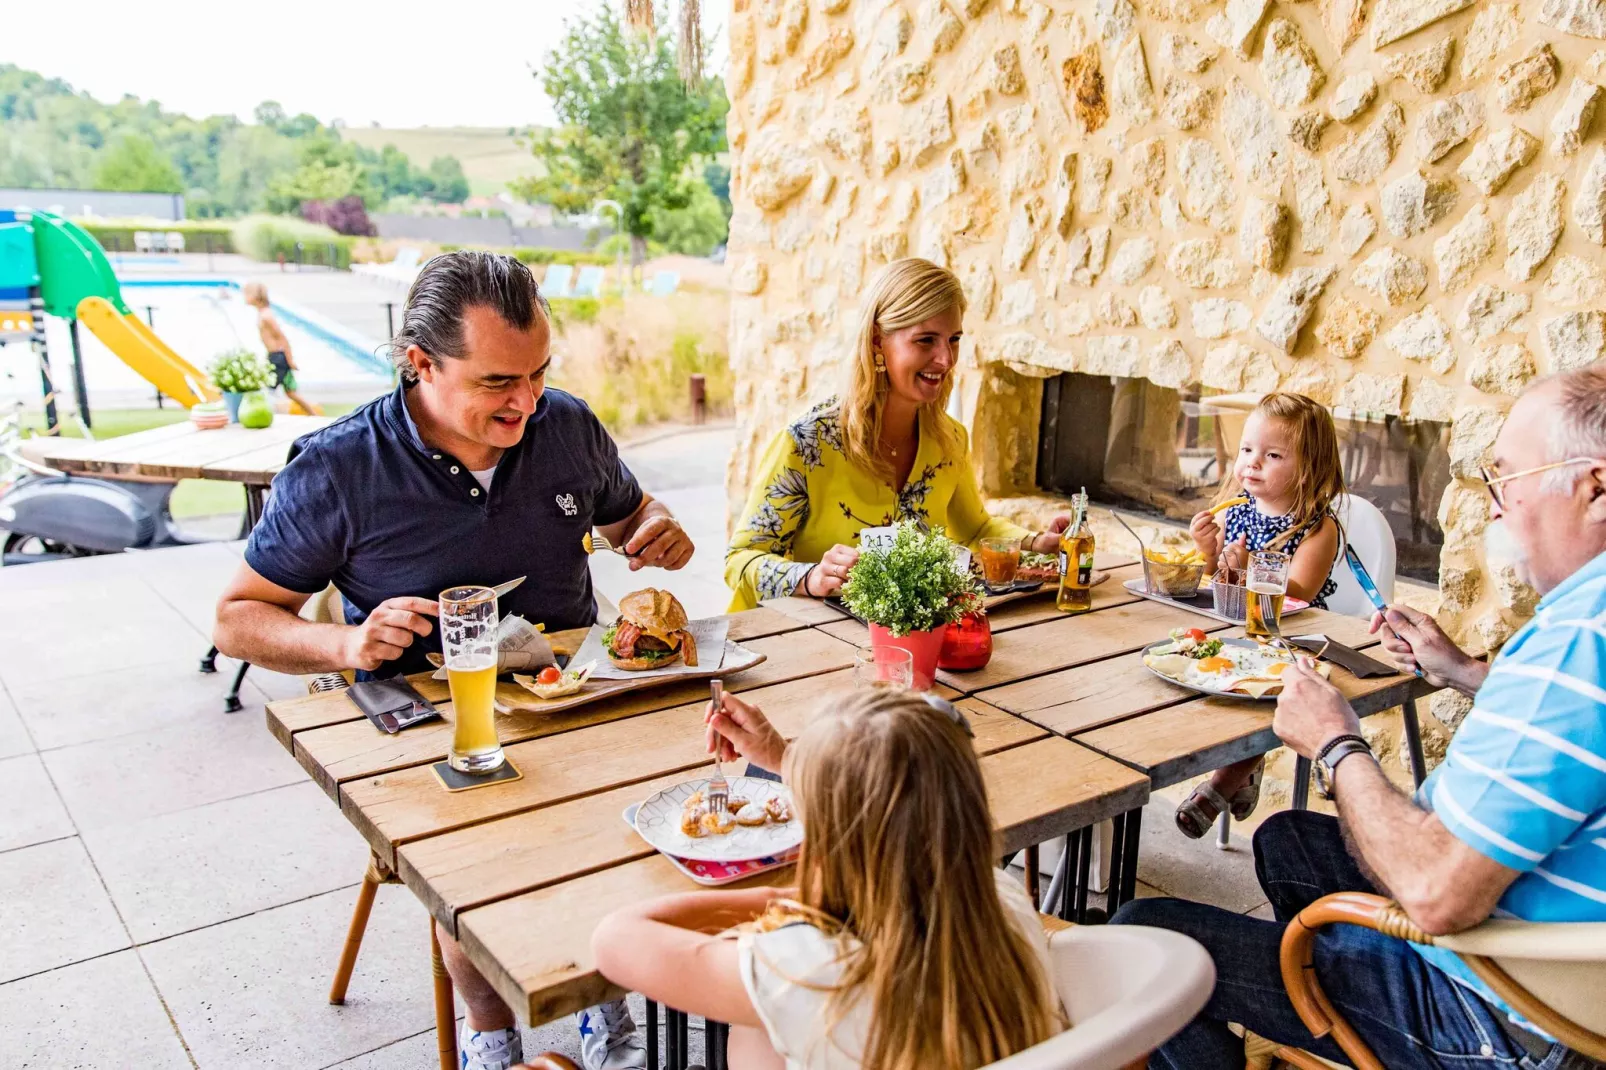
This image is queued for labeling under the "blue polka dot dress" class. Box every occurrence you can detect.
[1220,495,1338,609]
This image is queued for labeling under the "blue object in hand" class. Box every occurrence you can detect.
[1344,546,1423,678]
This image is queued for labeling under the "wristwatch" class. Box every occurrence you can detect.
[1314,734,1374,800]
[1020,532,1039,552]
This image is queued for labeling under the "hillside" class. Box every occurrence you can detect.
[338,126,541,197]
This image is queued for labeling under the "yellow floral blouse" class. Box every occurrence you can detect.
[724,398,1029,611]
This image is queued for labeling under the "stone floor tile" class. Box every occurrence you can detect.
[11,655,259,752]
[0,838,130,984]
[0,586,205,688]
[1133,799,1270,915]
[322,1028,446,1069]
[0,687,34,760]
[0,949,191,1070]
[0,754,75,853]
[140,883,437,1069]
[41,703,306,832]
[83,781,368,942]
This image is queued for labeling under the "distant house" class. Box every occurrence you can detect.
[0,188,186,221]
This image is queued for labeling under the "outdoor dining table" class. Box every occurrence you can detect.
[265,602,1150,1070]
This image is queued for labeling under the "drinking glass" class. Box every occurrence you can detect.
[978,537,1022,593]
[854,645,914,690]
[440,585,503,774]
[1245,551,1291,642]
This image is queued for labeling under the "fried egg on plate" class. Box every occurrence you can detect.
[1143,640,1299,696]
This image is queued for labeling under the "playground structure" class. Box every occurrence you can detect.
[0,208,219,432]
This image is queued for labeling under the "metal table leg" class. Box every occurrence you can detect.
[1119,807,1143,904]
[1105,813,1127,915]
[1051,832,1078,921]
[1402,702,1427,788]
[1073,826,1093,923]
[1293,756,1313,811]
[646,1000,658,1069]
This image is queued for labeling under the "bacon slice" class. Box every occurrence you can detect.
[614,621,642,657]
[680,629,697,667]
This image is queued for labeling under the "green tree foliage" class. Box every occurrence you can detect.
[518,2,727,265]
[650,177,728,256]
[93,133,184,193]
[0,64,473,217]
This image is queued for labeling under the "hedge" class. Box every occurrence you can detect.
[78,221,236,255]
[233,217,354,270]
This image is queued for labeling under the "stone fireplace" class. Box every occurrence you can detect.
[722,0,1605,680]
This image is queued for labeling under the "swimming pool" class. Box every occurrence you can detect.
[0,278,393,410]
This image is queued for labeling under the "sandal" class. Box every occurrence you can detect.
[1229,761,1265,821]
[1175,782,1233,839]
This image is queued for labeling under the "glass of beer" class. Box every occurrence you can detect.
[1245,551,1291,642]
[440,585,503,774]
[854,646,914,690]
[978,537,1022,593]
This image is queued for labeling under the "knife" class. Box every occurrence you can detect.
[1343,546,1422,678]
[492,576,526,599]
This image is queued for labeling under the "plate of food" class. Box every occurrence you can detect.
[512,661,596,700]
[634,775,803,863]
[1140,630,1324,700]
[1017,551,1061,583]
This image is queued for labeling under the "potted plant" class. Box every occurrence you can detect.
[207,348,273,425]
[840,522,981,690]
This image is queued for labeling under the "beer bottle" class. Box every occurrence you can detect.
[1056,488,1096,614]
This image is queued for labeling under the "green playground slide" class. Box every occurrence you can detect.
[29,212,215,407]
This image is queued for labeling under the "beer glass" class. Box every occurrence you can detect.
[854,646,914,690]
[440,585,503,774]
[1245,551,1291,642]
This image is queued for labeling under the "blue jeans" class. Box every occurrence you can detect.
[1112,811,1579,1069]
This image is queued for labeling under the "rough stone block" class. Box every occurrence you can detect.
[1381,170,1458,238]
[1503,172,1566,281]
[1371,0,1474,48]
[1140,286,1179,329]
[1240,199,1292,270]
[1448,405,1507,478]
[1261,19,1326,109]
[1315,297,1383,359]
[1495,43,1561,112]
[1333,102,1405,185]
[1458,283,1531,342]
[1337,371,1407,415]
[1255,267,1335,352]
[1351,247,1429,306]
[1543,310,1606,370]
[1384,304,1455,374]
[1541,255,1606,306]
[1192,298,1253,339]
[1330,71,1377,122]
[1416,91,1486,163]
[1457,127,1540,195]
[1572,147,1606,242]
[1384,37,1455,93]
[1462,2,1522,80]
[1468,343,1538,396]
[1550,78,1603,156]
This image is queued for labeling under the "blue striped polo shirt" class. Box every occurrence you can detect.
[1414,550,1606,1026]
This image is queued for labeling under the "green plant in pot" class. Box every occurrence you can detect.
[840,522,981,690]
[207,348,274,426]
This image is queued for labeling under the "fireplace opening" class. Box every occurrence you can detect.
[1037,373,1449,582]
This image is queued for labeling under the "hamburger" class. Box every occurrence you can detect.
[604,588,698,671]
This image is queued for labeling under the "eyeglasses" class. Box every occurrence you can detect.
[921,694,975,738]
[1478,458,1605,510]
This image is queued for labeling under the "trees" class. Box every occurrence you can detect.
[518,2,727,268]
[93,134,183,193]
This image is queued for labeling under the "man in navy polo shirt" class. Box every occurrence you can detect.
[215,251,687,1070]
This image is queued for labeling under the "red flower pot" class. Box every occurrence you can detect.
[868,622,949,691]
[938,611,992,672]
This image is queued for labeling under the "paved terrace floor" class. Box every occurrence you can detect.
[1,427,1276,1069]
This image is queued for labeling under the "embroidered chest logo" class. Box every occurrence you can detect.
[555,493,578,517]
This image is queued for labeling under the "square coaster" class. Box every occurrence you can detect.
[431,757,522,793]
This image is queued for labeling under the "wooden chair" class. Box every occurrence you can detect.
[297,586,461,1070]
[1266,892,1606,1069]
[514,919,1215,1070]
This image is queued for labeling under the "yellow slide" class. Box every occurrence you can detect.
[76,296,217,409]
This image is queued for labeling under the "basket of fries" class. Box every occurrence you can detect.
[1143,546,1208,598]
[1211,565,1249,621]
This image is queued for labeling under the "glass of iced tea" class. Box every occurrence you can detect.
[1245,551,1291,642]
[440,585,503,774]
[978,537,1022,593]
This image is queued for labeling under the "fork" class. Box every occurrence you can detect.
[582,532,639,558]
[706,680,729,814]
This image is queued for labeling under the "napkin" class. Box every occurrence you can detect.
[1286,635,1398,678]
[429,615,558,680]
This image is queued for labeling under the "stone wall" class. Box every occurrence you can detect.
[724,0,1606,657]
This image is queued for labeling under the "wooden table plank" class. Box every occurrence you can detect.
[1074,668,1435,790]
[32,420,199,471]
[983,617,1393,738]
[397,694,1046,931]
[455,736,1148,1026]
[759,596,847,625]
[59,417,327,482]
[934,598,1234,693]
[293,628,859,799]
[264,609,812,747]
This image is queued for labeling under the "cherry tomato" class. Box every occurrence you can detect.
[537,666,563,685]
[1185,628,1209,643]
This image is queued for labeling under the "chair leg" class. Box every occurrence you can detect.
[432,919,458,1070]
[1401,703,1427,788]
[1292,756,1313,811]
[329,857,388,1004]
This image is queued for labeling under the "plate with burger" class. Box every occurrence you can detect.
[573,589,744,681]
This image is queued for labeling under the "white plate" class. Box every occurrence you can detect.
[1139,636,1294,702]
[634,776,803,863]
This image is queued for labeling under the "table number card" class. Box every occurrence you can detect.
[858,526,898,551]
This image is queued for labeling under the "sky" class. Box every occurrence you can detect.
[2,0,728,129]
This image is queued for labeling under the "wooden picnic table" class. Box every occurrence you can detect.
[265,602,1149,1051]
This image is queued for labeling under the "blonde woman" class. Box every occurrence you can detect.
[591,689,1065,1070]
[724,258,1069,611]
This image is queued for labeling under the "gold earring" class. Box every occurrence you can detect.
[873,348,885,372]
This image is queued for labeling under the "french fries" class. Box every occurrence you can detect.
[1145,547,1207,565]
[1208,496,1250,516]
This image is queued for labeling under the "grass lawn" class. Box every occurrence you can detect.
[20,406,354,519]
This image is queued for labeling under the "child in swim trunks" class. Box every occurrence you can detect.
[243,282,318,414]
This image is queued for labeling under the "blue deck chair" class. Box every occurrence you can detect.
[572,266,606,298]
[542,264,575,299]
[647,271,680,297]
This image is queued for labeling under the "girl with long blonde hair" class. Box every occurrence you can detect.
[723,258,1071,611]
[1175,391,1347,838]
[591,689,1065,1070]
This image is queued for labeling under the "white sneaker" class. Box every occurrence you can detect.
[575,999,647,1070]
[459,1023,523,1070]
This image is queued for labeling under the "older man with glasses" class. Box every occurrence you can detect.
[1114,363,1606,1070]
